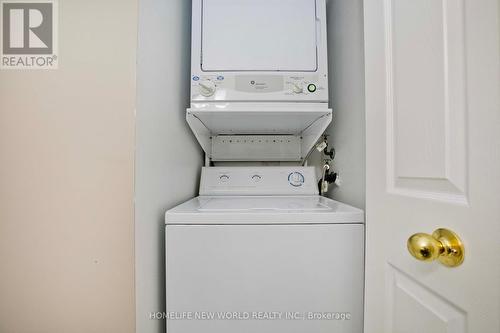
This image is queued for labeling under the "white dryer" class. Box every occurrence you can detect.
[190,0,329,103]
[165,167,364,333]
[187,0,333,163]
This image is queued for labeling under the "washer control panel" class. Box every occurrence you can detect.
[200,167,318,196]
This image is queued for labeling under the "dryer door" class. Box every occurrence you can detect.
[201,0,318,72]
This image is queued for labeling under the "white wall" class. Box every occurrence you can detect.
[0,0,137,332]
[325,0,366,209]
[135,0,203,332]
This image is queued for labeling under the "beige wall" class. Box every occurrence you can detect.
[0,0,137,332]
[135,0,203,332]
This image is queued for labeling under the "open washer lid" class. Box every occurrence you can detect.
[165,196,364,225]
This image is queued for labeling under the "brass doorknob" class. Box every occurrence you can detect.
[407,228,464,267]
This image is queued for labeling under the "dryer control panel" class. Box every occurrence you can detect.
[199,167,318,196]
[190,74,328,102]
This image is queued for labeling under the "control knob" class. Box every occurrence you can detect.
[292,82,303,94]
[288,172,305,187]
[199,80,216,97]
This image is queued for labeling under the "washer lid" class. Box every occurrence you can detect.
[165,196,364,224]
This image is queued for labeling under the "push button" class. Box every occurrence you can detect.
[307,84,317,93]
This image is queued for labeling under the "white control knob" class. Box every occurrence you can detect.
[292,82,303,94]
[199,80,216,97]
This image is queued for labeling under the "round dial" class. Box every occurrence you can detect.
[252,175,262,182]
[199,80,216,97]
[219,174,230,182]
[288,172,305,187]
[292,82,303,94]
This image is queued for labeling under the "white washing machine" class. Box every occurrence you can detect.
[165,167,364,333]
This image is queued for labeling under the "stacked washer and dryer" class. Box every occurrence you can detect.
[165,1,364,332]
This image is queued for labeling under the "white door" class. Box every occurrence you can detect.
[363,0,500,332]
